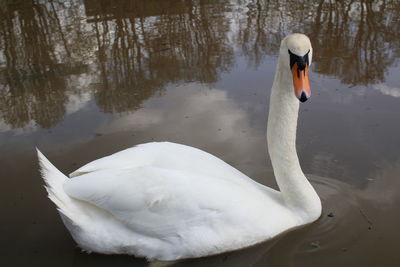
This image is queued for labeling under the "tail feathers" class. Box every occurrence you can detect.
[37,149,76,221]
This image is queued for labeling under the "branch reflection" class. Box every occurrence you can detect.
[86,0,234,113]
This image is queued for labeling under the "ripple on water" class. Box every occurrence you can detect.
[258,175,371,267]
[306,176,365,249]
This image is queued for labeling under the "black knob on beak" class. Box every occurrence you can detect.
[299,92,308,102]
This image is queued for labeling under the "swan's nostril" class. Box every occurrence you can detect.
[299,92,308,102]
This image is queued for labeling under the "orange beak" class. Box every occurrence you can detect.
[291,63,311,102]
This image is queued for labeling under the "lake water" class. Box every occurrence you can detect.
[1,0,400,266]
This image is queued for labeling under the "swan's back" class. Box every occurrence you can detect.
[71,142,260,185]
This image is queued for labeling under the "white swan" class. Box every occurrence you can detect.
[37,33,321,261]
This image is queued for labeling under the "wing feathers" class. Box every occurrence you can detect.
[63,166,249,235]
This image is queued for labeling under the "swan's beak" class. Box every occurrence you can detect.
[292,63,311,102]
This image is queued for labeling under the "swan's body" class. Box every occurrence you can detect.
[38,34,321,261]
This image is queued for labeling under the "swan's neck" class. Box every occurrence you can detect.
[267,58,321,220]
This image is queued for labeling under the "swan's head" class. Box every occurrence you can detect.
[280,34,313,102]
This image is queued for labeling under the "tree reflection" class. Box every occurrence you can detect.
[239,0,400,85]
[86,0,234,113]
[0,0,235,127]
[310,0,400,84]
[0,1,68,128]
[0,0,399,129]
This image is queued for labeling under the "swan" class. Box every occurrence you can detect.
[37,33,321,261]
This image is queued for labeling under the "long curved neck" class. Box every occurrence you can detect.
[267,57,321,220]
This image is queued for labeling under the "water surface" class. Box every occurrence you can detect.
[1,0,400,266]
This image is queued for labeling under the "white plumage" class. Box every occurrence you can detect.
[37,33,321,261]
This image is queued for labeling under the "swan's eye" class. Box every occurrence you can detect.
[288,50,310,70]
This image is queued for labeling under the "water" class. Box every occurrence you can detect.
[1,0,400,266]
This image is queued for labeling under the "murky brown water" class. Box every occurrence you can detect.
[1,0,400,266]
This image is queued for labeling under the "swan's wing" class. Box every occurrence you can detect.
[64,166,275,238]
[68,143,153,177]
[70,142,246,181]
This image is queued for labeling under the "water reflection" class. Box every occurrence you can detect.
[1,0,400,129]
[309,0,400,85]
[238,0,400,84]
[0,0,93,128]
[87,0,234,113]
[0,0,67,128]
[373,83,400,98]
